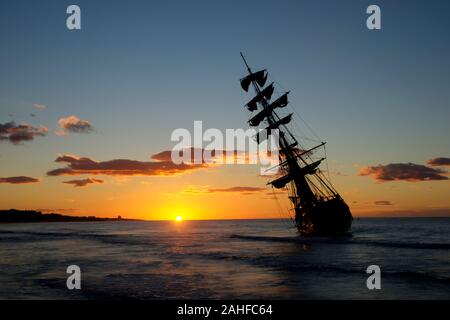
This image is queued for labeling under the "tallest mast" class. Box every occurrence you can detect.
[239,53,317,207]
[240,52,252,74]
[238,53,353,236]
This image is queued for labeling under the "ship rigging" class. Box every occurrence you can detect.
[239,53,353,236]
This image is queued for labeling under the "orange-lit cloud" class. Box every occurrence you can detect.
[374,200,393,206]
[47,152,208,177]
[63,177,104,187]
[151,148,248,164]
[0,176,40,184]
[47,147,253,178]
[359,163,448,182]
[208,186,266,193]
[427,157,450,166]
[0,121,48,144]
[182,185,266,195]
[57,115,93,135]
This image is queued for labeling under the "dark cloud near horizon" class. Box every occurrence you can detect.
[47,147,250,178]
[0,176,40,184]
[47,152,208,177]
[182,186,266,195]
[374,200,393,206]
[427,157,450,166]
[208,186,266,193]
[0,121,48,144]
[151,148,246,164]
[63,178,104,187]
[359,162,448,182]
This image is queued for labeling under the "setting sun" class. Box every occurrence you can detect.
[175,216,183,222]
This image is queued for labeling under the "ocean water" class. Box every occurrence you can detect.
[0,218,449,300]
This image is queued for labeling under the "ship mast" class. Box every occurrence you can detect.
[239,53,319,207]
[239,53,353,236]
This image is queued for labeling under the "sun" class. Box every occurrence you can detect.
[175,215,183,222]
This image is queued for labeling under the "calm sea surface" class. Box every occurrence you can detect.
[0,218,449,299]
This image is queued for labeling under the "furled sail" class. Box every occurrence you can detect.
[240,69,267,92]
[267,113,293,130]
[254,113,293,143]
[248,92,290,127]
[268,159,323,189]
[299,159,322,175]
[277,143,325,167]
[245,83,274,111]
[270,92,289,109]
[249,107,271,127]
[269,172,294,189]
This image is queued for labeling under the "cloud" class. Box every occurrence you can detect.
[47,152,208,177]
[33,104,46,111]
[151,148,248,164]
[374,200,393,206]
[358,163,448,182]
[208,186,266,193]
[427,157,450,167]
[63,177,104,187]
[0,176,40,184]
[0,122,48,144]
[47,146,263,178]
[182,185,266,195]
[57,115,93,135]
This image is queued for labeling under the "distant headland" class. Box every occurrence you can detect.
[0,209,139,223]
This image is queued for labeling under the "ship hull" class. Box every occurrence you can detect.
[294,197,353,237]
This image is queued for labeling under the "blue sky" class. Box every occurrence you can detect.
[1,0,449,218]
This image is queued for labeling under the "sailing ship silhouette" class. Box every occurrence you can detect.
[239,53,353,236]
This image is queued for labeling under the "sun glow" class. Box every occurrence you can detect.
[175,215,183,222]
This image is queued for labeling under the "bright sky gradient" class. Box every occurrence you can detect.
[1,0,449,219]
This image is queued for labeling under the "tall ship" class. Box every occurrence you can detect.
[239,53,353,236]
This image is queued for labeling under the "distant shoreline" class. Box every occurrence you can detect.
[0,209,139,223]
[0,209,448,224]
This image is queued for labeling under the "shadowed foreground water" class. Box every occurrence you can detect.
[0,218,449,299]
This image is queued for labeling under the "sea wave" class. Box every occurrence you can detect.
[230,234,450,250]
[0,229,156,247]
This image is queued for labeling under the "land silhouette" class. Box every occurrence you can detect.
[0,209,137,223]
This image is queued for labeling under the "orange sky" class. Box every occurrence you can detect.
[1,1,450,219]
[1,153,449,220]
